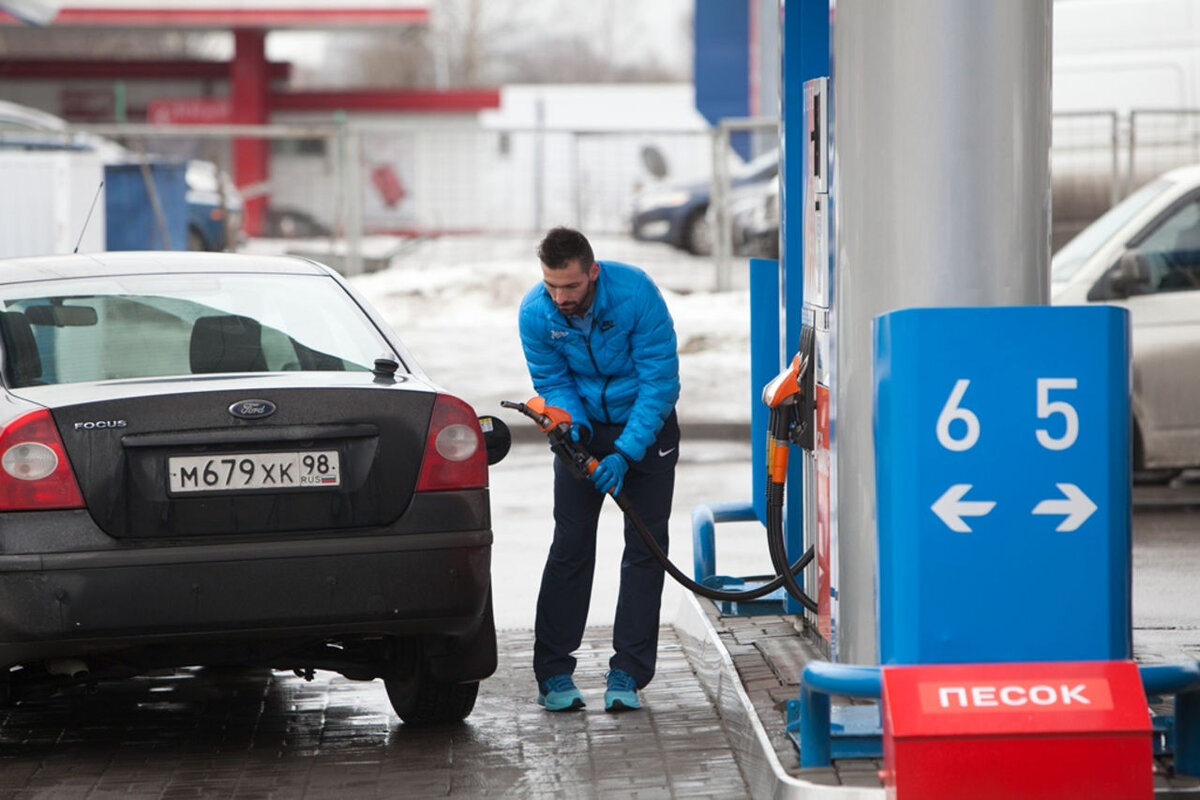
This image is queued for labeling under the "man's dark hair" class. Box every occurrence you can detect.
[538,226,595,270]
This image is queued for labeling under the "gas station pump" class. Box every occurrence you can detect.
[689,1,1200,794]
[799,75,835,655]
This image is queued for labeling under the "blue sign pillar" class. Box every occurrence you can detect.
[873,306,1132,665]
[694,0,751,160]
[781,0,830,616]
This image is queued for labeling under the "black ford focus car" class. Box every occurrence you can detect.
[0,251,507,724]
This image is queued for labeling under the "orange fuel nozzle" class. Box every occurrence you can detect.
[762,326,814,410]
[523,396,574,433]
[762,351,806,409]
[500,397,573,432]
[501,397,600,482]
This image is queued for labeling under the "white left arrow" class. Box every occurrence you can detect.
[1032,483,1097,532]
[931,484,996,532]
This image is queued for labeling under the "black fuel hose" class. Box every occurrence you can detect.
[763,406,820,613]
[502,399,816,606]
[610,489,813,603]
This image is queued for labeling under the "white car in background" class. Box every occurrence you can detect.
[1052,164,1200,482]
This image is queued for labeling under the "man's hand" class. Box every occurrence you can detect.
[590,453,629,496]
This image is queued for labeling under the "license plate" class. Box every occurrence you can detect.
[168,450,341,494]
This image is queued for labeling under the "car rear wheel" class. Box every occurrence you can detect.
[384,654,479,725]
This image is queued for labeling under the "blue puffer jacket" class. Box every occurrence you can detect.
[518,260,680,463]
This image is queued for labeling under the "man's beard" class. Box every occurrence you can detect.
[560,282,595,316]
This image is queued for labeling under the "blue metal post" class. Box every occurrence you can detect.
[749,257,781,526]
[798,681,832,768]
[1141,662,1200,776]
[691,500,759,583]
[1176,689,1200,778]
[781,0,829,615]
[691,504,718,583]
[798,661,881,767]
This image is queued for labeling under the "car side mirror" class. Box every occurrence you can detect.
[1109,250,1151,298]
[478,415,511,465]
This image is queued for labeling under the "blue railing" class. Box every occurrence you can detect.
[691,500,759,584]
[794,659,1200,774]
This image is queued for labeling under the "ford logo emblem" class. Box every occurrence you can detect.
[228,399,277,420]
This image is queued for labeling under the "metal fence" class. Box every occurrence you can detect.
[1051,111,1119,251]
[1053,109,1200,249]
[710,116,780,291]
[68,108,1200,274]
[1129,109,1200,193]
[78,121,711,230]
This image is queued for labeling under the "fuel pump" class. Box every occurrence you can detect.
[799,75,838,651]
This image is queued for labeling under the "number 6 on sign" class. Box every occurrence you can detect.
[1036,378,1079,451]
[937,379,980,451]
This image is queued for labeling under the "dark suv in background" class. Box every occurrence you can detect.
[630,148,778,257]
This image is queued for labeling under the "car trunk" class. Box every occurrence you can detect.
[51,385,435,538]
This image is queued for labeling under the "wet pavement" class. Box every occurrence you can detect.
[0,625,748,799]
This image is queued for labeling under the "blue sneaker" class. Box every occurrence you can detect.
[537,674,585,711]
[604,669,641,712]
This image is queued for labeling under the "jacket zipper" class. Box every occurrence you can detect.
[584,334,613,423]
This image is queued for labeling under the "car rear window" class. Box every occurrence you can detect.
[0,273,397,387]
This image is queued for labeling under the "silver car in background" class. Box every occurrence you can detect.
[1052,164,1200,482]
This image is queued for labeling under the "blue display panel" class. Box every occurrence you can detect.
[873,306,1132,665]
[693,0,750,160]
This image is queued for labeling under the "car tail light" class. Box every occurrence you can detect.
[415,394,487,491]
[0,410,85,511]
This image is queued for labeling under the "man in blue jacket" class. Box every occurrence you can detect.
[519,226,680,713]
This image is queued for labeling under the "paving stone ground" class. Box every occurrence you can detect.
[701,597,1200,794]
[0,627,750,800]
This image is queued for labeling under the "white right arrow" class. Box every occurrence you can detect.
[931,483,996,532]
[1032,483,1097,532]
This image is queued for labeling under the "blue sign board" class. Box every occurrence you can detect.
[873,306,1131,665]
[693,0,751,160]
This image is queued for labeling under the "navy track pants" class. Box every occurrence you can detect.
[533,411,679,689]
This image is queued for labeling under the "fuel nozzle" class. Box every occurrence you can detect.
[501,397,598,482]
[762,350,807,409]
[762,326,815,451]
[500,397,568,432]
[762,325,814,409]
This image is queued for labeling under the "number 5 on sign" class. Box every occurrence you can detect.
[1036,378,1078,451]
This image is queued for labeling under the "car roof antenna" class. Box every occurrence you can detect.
[73,180,105,254]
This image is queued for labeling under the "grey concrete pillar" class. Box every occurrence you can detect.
[832,0,1052,664]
